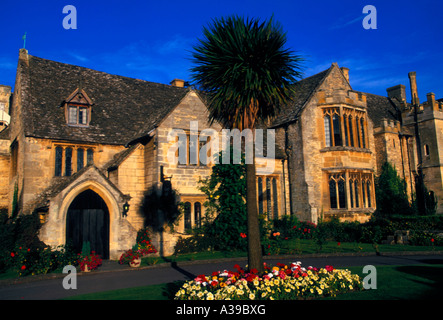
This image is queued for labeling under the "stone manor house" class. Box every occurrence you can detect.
[0,49,442,259]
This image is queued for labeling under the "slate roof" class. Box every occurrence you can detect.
[21,54,190,145]
[364,93,402,127]
[269,67,331,128]
[19,53,407,146]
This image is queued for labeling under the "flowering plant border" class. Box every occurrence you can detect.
[175,262,363,300]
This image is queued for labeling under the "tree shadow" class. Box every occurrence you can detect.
[395,265,443,299]
[160,257,196,299]
[163,280,187,300]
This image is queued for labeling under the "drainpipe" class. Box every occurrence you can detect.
[284,124,294,216]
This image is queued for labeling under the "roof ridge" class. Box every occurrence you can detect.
[28,54,186,90]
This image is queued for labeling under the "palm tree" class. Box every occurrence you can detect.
[190,15,304,272]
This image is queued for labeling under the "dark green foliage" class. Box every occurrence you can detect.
[190,15,304,130]
[375,162,415,217]
[316,216,362,242]
[0,210,78,275]
[414,177,438,216]
[198,148,248,251]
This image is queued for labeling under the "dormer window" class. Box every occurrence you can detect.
[62,88,93,126]
[68,105,88,125]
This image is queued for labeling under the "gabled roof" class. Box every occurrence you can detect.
[269,63,405,129]
[104,142,143,171]
[23,164,129,214]
[269,66,332,128]
[19,53,190,145]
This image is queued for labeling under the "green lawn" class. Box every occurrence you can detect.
[327,264,443,300]
[64,264,443,300]
[141,239,443,266]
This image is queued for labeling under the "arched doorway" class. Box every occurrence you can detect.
[66,189,110,259]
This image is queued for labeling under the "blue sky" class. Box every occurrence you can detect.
[1,0,442,102]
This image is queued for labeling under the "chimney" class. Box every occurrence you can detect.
[386,84,406,102]
[340,67,349,83]
[408,72,419,105]
[170,79,185,87]
[426,92,436,110]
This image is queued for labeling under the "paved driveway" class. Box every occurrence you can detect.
[1,253,442,300]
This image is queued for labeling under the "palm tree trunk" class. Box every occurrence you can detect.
[246,151,264,273]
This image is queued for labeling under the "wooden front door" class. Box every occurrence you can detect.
[66,190,110,259]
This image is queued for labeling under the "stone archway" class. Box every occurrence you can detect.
[66,189,110,259]
[38,166,137,260]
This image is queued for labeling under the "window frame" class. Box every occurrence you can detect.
[53,144,95,177]
[66,104,91,127]
[256,175,280,220]
[323,107,368,150]
[327,171,374,211]
[175,129,212,168]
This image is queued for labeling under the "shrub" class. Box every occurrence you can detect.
[8,244,78,277]
[409,231,442,246]
[197,148,248,251]
[136,227,158,252]
[173,235,213,255]
[375,162,415,217]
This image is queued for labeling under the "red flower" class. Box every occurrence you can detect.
[10,252,14,257]
[250,268,258,274]
[240,233,247,238]
[21,265,26,270]
[337,242,341,246]
[212,271,219,277]
[431,238,435,243]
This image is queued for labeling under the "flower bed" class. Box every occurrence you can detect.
[174,262,363,300]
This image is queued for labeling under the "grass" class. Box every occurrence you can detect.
[326,264,443,300]
[63,264,443,300]
[141,239,443,266]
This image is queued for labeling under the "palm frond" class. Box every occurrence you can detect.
[190,15,304,129]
